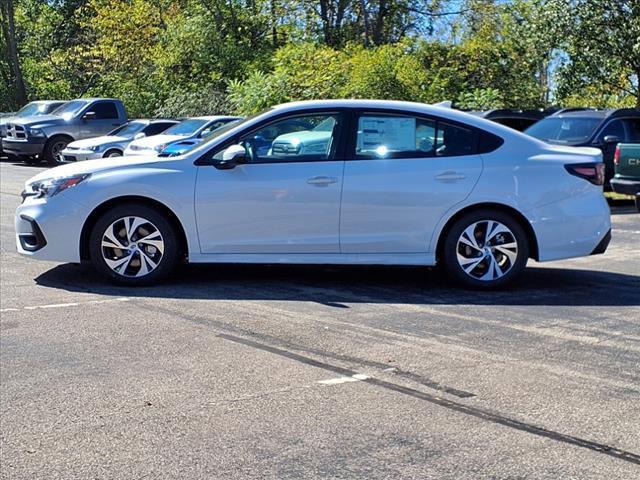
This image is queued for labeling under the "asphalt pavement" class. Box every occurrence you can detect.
[1,158,639,479]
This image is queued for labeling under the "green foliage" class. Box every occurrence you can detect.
[1,0,638,113]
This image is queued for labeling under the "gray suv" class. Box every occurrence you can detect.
[2,98,127,165]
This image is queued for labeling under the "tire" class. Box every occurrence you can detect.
[43,135,73,166]
[89,204,178,285]
[635,195,640,213]
[103,149,122,158]
[440,209,529,289]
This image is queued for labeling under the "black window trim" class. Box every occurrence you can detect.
[195,108,350,166]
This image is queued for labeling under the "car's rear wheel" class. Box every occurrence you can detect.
[441,209,529,289]
[635,195,640,213]
[44,135,72,166]
[89,204,178,285]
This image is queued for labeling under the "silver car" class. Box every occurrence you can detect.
[60,119,179,162]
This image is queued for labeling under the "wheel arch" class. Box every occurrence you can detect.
[435,202,539,262]
[102,148,123,157]
[80,196,189,262]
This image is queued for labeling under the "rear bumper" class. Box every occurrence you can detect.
[2,138,46,157]
[590,228,611,255]
[610,178,640,196]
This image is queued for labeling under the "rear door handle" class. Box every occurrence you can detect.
[307,176,338,186]
[435,171,466,181]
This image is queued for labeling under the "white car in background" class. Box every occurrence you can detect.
[124,116,240,156]
[16,100,611,288]
[60,119,179,162]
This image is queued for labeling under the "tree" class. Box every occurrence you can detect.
[1,0,27,107]
[554,0,640,108]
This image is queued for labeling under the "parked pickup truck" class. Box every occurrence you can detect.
[1,100,66,158]
[611,143,640,211]
[2,98,127,165]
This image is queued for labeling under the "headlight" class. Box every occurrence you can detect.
[88,144,106,152]
[28,128,46,138]
[153,143,168,152]
[28,174,91,198]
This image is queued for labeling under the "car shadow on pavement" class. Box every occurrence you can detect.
[35,263,639,307]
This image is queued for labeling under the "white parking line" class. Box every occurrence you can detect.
[0,297,131,313]
[318,374,370,385]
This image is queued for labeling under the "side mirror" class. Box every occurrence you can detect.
[134,132,146,140]
[603,135,621,144]
[82,111,96,120]
[215,144,247,169]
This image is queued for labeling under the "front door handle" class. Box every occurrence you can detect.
[435,171,466,181]
[307,176,338,186]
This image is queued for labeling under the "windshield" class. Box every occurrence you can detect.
[108,121,145,138]
[525,117,602,144]
[51,100,88,117]
[16,102,55,117]
[164,119,208,136]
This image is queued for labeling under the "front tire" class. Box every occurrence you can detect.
[89,204,178,285]
[103,149,122,158]
[440,209,529,289]
[44,135,72,166]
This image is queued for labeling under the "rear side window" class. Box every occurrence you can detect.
[623,118,640,142]
[354,114,478,159]
[91,102,119,120]
[477,131,504,153]
[144,122,175,136]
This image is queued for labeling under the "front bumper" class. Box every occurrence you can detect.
[16,195,90,263]
[610,178,640,196]
[2,138,46,157]
[60,148,103,162]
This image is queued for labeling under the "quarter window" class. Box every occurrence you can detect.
[230,113,341,163]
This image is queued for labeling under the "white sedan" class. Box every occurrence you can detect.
[59,119,179,161]
[15,100,611,288]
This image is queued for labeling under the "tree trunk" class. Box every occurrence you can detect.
[4,0,26,107]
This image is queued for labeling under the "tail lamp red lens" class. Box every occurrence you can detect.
[564,163,605,186]
[614,146,620,165]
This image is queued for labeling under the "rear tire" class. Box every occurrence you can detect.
[44,135,73,166]
[440,209,529,289]
[89,204,178,285]
[635,195,640,213]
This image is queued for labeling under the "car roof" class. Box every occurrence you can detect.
[188,115,241,121]
[549,108,640,119]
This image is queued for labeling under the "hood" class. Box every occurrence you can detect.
[128,134,185,150]
[67,135,128,149]
[26,156,162,184]
[9,115,67,129]
[274,131,331,144]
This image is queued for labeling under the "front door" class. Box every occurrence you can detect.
[195,112,345,254]
[339,111,483,254]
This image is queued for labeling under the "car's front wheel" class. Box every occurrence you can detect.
[441,209,529,289]
[89,204,178,285]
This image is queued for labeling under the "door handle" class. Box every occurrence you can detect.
[435,171,466,181]
[306,176,338,186]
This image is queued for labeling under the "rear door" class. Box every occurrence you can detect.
[339,110,483,254]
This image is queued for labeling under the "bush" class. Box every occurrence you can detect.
[154,87,232,118]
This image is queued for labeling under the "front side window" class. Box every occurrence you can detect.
[227,113,341,163]
[355,114,476,159]
[598,119,625,142]
[624,118,640,142]
[90,102,119,120]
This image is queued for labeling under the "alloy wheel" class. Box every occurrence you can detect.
[456,220,518,281]
[101,216,165,277]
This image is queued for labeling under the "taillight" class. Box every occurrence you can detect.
[614,146,621,165]
[564,163,605,186]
